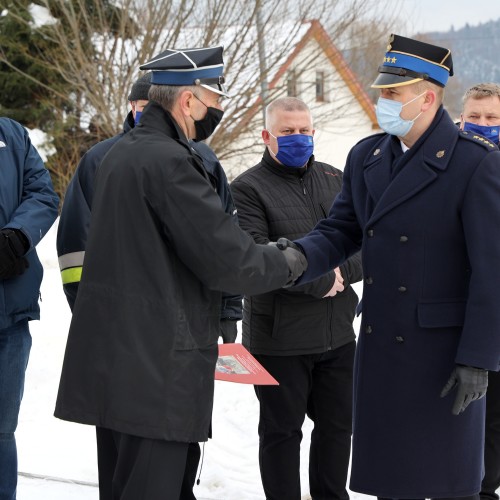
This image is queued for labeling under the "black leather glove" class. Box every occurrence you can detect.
[0,229,29,280]
[220,319,238,344]
[440,364,488,415]
[276,237,301,253]
[269,237,308,287]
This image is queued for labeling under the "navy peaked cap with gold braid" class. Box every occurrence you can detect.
[372,34,453,89]
[139,46,229,97]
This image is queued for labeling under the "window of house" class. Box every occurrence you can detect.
[316,71,326,101]
[287,70,298,97]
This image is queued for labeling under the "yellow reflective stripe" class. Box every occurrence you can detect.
[61,267,82,285]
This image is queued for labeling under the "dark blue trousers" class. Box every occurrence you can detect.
[0,320,31,500]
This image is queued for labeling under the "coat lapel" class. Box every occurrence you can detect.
[365,110,458,226]
[367,152,437,225]
[363,135,394,204]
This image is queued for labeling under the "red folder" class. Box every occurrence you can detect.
[215,343,279,385]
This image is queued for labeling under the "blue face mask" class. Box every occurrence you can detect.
[269,133,314,168]
[463,122,500,144]
[134,110,142,126]
[375,92,425,137]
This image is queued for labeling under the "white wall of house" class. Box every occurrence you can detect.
[221,36,379,180]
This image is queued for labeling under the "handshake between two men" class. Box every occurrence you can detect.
[268,237,308,288]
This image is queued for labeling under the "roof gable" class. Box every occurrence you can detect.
[238,19,377,130]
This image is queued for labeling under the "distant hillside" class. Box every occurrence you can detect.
[417,18,500,118]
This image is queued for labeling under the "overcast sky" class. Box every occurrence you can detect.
[399,0,499,34]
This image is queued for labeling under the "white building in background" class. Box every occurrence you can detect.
[221,20,379,179]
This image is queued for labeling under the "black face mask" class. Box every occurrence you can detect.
[193,106,224,142]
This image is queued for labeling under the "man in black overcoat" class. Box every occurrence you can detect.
[54,46,307,500]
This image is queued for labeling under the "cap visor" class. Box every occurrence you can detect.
[371,72,423,89]
[200,83,231,98]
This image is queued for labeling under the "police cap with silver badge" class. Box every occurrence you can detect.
[139,46,229,97]
[372,34,453,89]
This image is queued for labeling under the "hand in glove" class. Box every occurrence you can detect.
[0,229,29,280]
[440,364,488,415]
[269,238,307,287]
[220,319,238,344]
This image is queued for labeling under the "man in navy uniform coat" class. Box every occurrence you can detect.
[282,34,500,499]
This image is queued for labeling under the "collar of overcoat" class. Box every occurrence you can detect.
[363,106,458,225]
[139,100,207,175]
[138,100,192,149]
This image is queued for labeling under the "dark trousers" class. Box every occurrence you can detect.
[96,427,200,500]
[254,341,355,500]
[481,370,500,500]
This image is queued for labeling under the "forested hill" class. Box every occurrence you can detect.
[419,18,500,117]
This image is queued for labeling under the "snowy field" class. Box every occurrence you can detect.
[14,220,371,499]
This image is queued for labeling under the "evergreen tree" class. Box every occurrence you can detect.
[0,0,133,200]
[0,0,69,127]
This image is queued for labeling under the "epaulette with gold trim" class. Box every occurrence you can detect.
[459,130,498,150]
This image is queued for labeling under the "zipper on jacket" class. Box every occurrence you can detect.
[299,178,321,223]
[328,298,334,350]
[299,177,306,195]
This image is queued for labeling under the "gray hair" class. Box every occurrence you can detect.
[148,84,198,112]
[265,97,312,129]
[462,83,500,108]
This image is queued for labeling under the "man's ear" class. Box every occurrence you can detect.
[262,129,271,145]
[422,90,436,111]
[178,90,195,117]
[459,114,465,130]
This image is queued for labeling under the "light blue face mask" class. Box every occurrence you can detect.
[463,122,500,144]
[375,92,426,137]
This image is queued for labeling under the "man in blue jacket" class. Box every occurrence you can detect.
[0,118,59,499]
[57,72,151,308]
[281,35,500,499]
